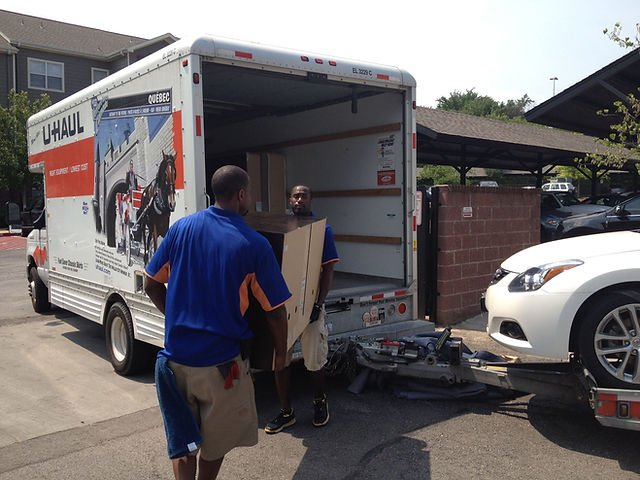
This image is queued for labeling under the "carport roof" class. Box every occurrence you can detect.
[524,48,640,138]
[416,107,633,171]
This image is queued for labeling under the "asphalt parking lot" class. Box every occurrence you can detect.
[1,238,639,479]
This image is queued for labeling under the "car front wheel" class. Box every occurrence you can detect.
[578,290,640,389]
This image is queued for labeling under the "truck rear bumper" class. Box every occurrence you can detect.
[329,318,434,341]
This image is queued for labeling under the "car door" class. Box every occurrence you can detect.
[605,196,640,232]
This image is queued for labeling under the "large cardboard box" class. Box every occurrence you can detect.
[246,153,287,214]
[245,213,326,370]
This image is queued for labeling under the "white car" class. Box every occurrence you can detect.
[484,230,640,389]
[541,182,575,193]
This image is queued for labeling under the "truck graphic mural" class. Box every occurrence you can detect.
[91,90,176,266]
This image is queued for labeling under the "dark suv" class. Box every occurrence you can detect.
[557,194,640,239]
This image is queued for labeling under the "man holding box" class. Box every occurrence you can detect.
[265,184,339,434]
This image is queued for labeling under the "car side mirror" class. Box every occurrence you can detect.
[614,205,626,216]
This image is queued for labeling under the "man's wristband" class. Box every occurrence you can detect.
[310,302,323,323]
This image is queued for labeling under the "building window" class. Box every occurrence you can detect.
[92,68,110,84]
[28,58,64,92]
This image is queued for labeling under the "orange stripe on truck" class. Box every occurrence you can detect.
[29,111,183,199]
[29,138,95,198]
[172,111,184,188]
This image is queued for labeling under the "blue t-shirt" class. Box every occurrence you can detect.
[305,212,339,265]
[321,223,339,265]
[145,206,291,367]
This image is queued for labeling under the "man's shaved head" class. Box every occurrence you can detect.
[211,165,250,201]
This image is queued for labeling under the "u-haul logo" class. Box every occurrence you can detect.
[43,111,85,146]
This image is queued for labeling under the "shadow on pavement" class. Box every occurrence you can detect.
[58,312,155,385]
[526,395,640,475]
[251,363,510,480]
[252,360,640,479]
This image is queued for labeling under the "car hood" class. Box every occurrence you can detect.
[557,204,609,215]
[541,204,608,221]
[502,230,640,273]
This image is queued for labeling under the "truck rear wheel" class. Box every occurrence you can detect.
[29,266,51,313]
[105,302,154,376]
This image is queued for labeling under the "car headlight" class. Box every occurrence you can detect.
[508,260,583,292]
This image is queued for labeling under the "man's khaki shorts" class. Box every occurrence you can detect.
[287,308,328,371]
[169,355,257,461]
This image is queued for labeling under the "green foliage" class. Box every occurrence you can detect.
[419,164,460,185]
[436,88,533,120]
[603,22,640,48]
[586,23,640,169]
[0,90,51,191]
[586,92,640,169]
[550,165,582,181]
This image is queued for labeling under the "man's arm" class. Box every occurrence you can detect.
[310,262,336,322]
[317,262,335,305]
[144,275,167,315]
[265,305,288,371]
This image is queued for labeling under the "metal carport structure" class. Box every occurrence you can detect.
[525,48,640,138]
[416,107,636,193]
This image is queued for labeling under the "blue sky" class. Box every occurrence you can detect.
[5,0,639,107]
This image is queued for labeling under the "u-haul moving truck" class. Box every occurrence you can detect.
[26,35,429,375]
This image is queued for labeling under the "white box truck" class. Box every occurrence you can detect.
[26,35,430,375]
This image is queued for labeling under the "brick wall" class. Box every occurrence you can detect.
[434,186,539,325]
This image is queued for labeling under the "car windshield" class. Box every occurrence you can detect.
[555,192,580,206]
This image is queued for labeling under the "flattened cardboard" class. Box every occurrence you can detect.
[244,213,326,370]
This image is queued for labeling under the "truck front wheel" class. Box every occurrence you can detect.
[29,266,51,313]
[105,302,154,376]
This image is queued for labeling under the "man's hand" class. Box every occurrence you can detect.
[309,303,322,323]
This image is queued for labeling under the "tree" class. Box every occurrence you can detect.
[418,164,460,186]
[586,23,640,170]
[0,90,51,205]
[436,88,532,120]
[431,90,533,183]
[549,165,582,182]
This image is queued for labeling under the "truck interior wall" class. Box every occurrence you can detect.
[205,92,403,155]
[284,140,404,280]
[203,92,406,281]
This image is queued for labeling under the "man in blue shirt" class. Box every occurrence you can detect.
[265,184,339,434]
[145,165,290,480]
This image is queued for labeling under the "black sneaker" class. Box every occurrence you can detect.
[265,408,296,434]
[313,395,330,427]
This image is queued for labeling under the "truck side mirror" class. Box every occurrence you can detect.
[33,208,46,229]
[5,202,21,225]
